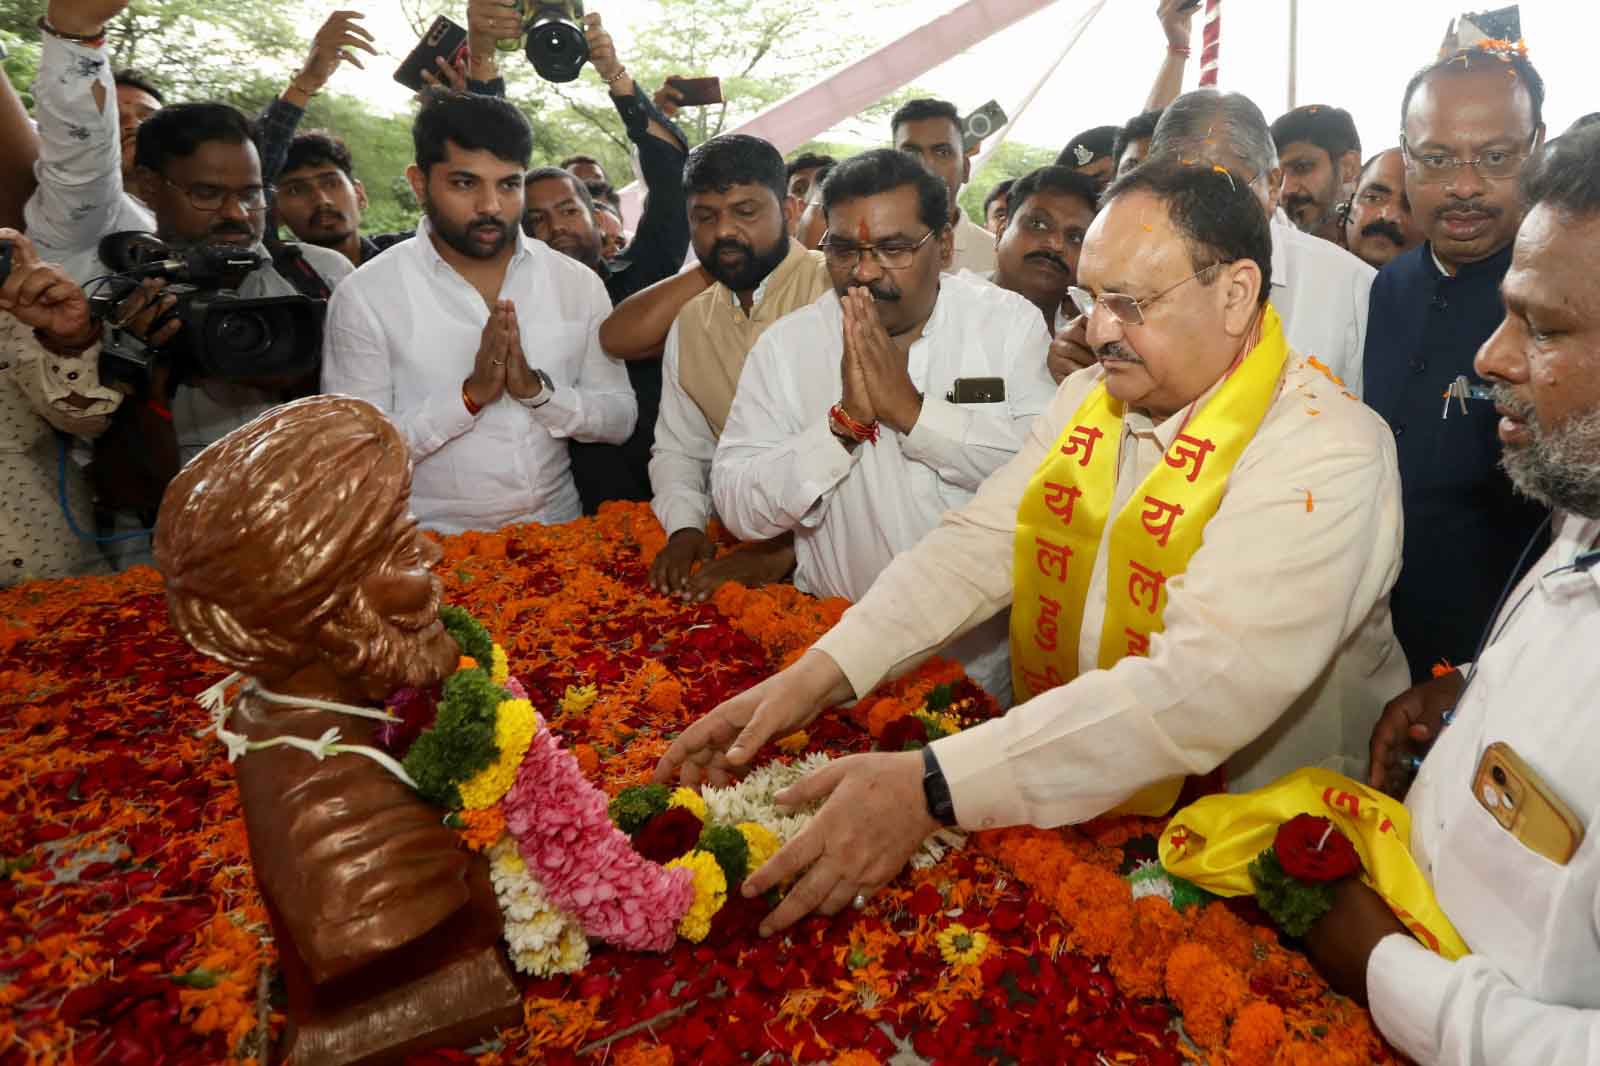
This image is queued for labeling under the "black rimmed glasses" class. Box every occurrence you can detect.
[159,174,271,213]
[818,228,937,270]
[1400,131,1539,184]
[1067,264,1225,327]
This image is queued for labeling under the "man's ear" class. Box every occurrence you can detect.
[782,193,800,232]
[132,166,160,207]
[405,164,426,207]
[1337,149,1362,188]
[1223,258,1265,335]
[1264,166,1284,216]
[354,178,369,212]
[939,224,955,270]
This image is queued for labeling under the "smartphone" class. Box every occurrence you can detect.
[666,76,723,107]
[1472,741,1583,866]
[1459,5,1521,44]
[0,239,12,287]
[946,377,1006,404]
[395,15,470,93]
[961,100,1007,154]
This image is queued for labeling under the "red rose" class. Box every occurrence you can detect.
[879,714,929,751]
[631,806,704,864]
[1273,813,1362,882]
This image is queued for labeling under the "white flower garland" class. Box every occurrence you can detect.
[487,836,589,976]
[700,753,966,870]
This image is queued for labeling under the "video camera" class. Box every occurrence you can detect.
[497,0,588,83]
[88,232,326,390]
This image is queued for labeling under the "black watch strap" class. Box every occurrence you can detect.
[921,744,958,827]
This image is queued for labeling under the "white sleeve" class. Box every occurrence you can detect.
[1367,933,1600,1066]
[1346,262,1375,399]
[900,308,1055,490]
[321,282,475,460]
[648,324,715,536]
[711,330,856,541]
[524,273,635,444]
[23,36,129,262]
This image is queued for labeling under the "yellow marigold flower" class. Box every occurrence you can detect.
[668,786,707,822]
[561,683,598,714]
[458,699,538,810]
[490,643,510,687]
[776,730,809,754]
[736,822,780,871]
[936,923,992,967]
[666,850,726,943]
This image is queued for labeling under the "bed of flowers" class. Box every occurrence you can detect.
[0,502,1404,1066]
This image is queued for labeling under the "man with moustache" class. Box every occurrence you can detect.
[983,166,1099,336]
[1341,148,1425,270]
[891,98,997,274]
[1271,104,1363,244]
[272,131,412,267]
[660,160,1406,936]
[646,135,833,601]
[321,91,635,535]
[1362,45,1550,682]
[710,149,1058,700]
[1313,124,1600,1065]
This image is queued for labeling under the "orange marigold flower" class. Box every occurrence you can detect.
[832,1051,883,1066]
[614,1043,674,1066]
[1108,895,1187,1000]
[572,743,600,776]
[1057,863,1132,958]
[1227,1000,1287,1066]
[1166,941,1248,1050]
[459,805,507,851]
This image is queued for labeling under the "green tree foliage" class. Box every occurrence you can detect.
[958,140,1058,226]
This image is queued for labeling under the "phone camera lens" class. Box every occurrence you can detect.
[1491,765,1508,786]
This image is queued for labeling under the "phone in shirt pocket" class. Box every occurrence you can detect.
[1472,741,1584,866]
[946,377,1005,404]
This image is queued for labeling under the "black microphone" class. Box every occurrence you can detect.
[98,231,171,274]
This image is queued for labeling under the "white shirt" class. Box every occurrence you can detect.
[712,272,1058,700]
[812,341,1409,826]
[322,219,636,534]
[1367,512,1600,1066]
[1269,216,1376,397]
[25,34,156,285]
[951,210,999,275]
[649,321,717,537]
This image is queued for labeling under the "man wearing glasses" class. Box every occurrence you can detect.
[711,148,1057,702]
[661,158,1406,935]
[1363,46,1550,684]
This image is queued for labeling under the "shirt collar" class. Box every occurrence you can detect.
[414,215,533,276]
[1268,215,1291,289]
[1424,239,1514,282]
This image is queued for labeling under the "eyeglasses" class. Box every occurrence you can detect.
[275,172,349,200]
[1067,265,1224,326]
[818,229,937,270]
[159,174,271,213]
[1400,132,1538,184]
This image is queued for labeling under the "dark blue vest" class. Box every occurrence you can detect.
[1362,242,1548,682]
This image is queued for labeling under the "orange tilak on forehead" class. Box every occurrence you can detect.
[857,218,871,242]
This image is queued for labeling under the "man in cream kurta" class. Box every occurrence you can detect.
[656,157,1409,938]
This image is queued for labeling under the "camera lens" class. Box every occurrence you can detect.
[524,8,588,82]
[211,310,272,361]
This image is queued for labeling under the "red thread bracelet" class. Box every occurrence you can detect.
[828,402,880,445]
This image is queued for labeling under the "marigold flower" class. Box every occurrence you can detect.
[561,683,599,714]
[457,699,538,810]
[666,850,727,943]
[936,923,992,967]
[668,786,708,822]
[736,821,781,871]
[1226,1000,1287,1066]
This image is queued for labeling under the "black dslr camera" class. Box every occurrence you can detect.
[88,232,326,390]
[499,0,588,83]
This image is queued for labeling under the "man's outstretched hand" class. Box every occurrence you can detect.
[742,750,938,937]
[653,649,851,788]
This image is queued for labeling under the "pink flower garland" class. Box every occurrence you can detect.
[502,721,693,951]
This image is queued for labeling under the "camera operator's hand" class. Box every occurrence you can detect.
[467,0,521,77]
[582,13,634,96]
[653,74,687,118]
[1157,0,1198,52]
[286,10,377,106]
[500,302,547,403]
[45,0,130,38]
[0,230,99,353]
[112,278,183,351]
[465,302,512,410]
[418,54,469,96]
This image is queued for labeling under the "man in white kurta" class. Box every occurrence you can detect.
[659,156,1408,937]
[710,152,1058,703]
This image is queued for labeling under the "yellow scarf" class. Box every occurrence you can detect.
[1009,306,1289,815]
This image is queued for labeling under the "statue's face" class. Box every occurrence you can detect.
[342,513,461,698]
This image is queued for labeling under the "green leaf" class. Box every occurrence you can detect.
[608,784,671,834]
[172,967,222,989]
[1248,847,1335,937]
[696,825,751,885]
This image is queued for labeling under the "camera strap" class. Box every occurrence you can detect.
[266,241,334,302]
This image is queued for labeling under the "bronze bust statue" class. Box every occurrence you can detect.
[155,396,521,1065]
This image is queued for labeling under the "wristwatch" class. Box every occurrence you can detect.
[516,368,556,409]
[921,745,958,827]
